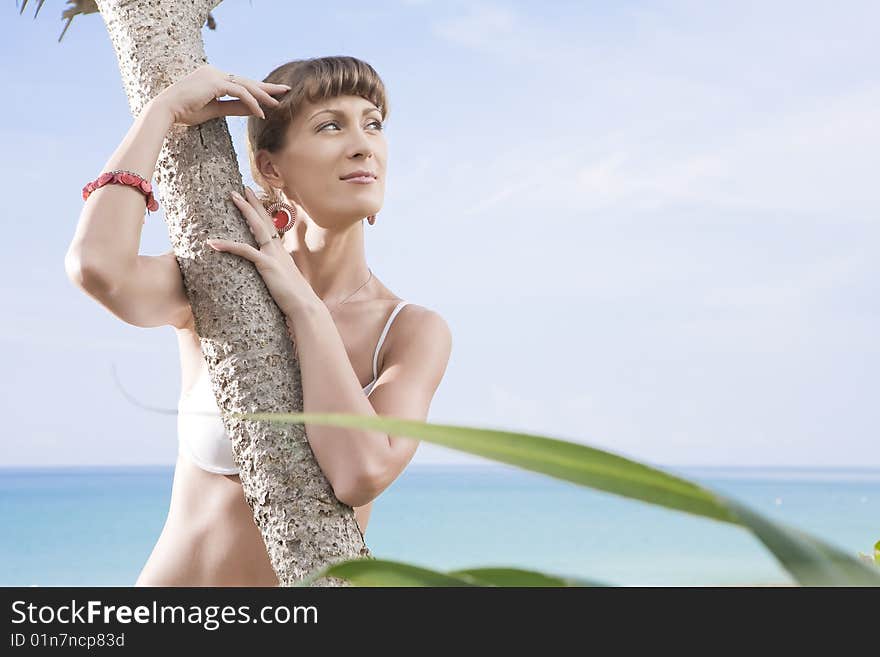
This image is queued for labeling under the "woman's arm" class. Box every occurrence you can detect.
[286,302,451,508]
[65,64,285,296]
[64,97,175,295]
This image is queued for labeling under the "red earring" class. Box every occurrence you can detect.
[367,214,376,225]
[264,200,297,234]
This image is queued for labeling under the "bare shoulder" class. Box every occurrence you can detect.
[371,301,452,402]
[389,302,452,357]
[396,302,448,330]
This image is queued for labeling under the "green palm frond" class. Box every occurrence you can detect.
[294,558,608,588]
[234,410,880,587]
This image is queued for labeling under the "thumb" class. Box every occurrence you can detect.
[216,98,252,117]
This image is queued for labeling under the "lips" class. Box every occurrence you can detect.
[340,170,377,180]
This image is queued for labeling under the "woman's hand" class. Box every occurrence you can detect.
[206,186,318,316]
[154,64,291,127]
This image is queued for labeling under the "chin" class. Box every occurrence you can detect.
[353,201,382,217]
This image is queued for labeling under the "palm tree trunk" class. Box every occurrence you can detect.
[94,0,371,586]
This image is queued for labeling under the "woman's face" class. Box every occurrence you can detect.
[264,93,387,228]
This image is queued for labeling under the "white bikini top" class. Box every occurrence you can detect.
[177,301,410,475]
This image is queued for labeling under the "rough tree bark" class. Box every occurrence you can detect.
[94,0,371,586]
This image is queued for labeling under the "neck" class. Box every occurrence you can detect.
[283,215,372,306]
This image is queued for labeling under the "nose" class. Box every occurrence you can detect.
[347,126,376,160]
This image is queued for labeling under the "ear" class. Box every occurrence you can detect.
[255,149,285,189]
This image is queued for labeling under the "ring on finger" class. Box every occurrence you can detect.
[256,232,280,248]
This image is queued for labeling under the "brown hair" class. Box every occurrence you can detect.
[245,56,389,205]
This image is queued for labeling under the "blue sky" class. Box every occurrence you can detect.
[1,1,878,468]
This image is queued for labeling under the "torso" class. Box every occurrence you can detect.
[136,286,406,587]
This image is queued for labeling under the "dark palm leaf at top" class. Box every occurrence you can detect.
[17,0,217,42]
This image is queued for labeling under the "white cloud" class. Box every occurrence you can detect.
[702,251,873,311]
[418,3,880,222]
[431,3,586,63]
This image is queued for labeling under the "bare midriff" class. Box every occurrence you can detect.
[135,297,399,586]
[135,450,370,586]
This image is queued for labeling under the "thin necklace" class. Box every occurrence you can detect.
[327,268,373,316]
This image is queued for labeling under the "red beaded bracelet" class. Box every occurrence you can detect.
[82,169,159,213]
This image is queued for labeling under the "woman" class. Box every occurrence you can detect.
[65,57,453,586]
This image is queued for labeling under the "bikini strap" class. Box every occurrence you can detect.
[372,301,410,381]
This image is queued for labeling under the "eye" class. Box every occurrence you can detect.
[318,119,384,132]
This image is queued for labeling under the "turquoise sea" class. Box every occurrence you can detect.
[1,463,878,587]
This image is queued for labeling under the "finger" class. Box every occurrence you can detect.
[198,98,224,121]
[206,238,264,261]
[214,99,252,117]
[231,191,278,243]
[262,82,292,98]
[262,81,292,92]
[233,77,283,108]
[242,186,276,228]
[230,190,260,228]
[223,81,264,118]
